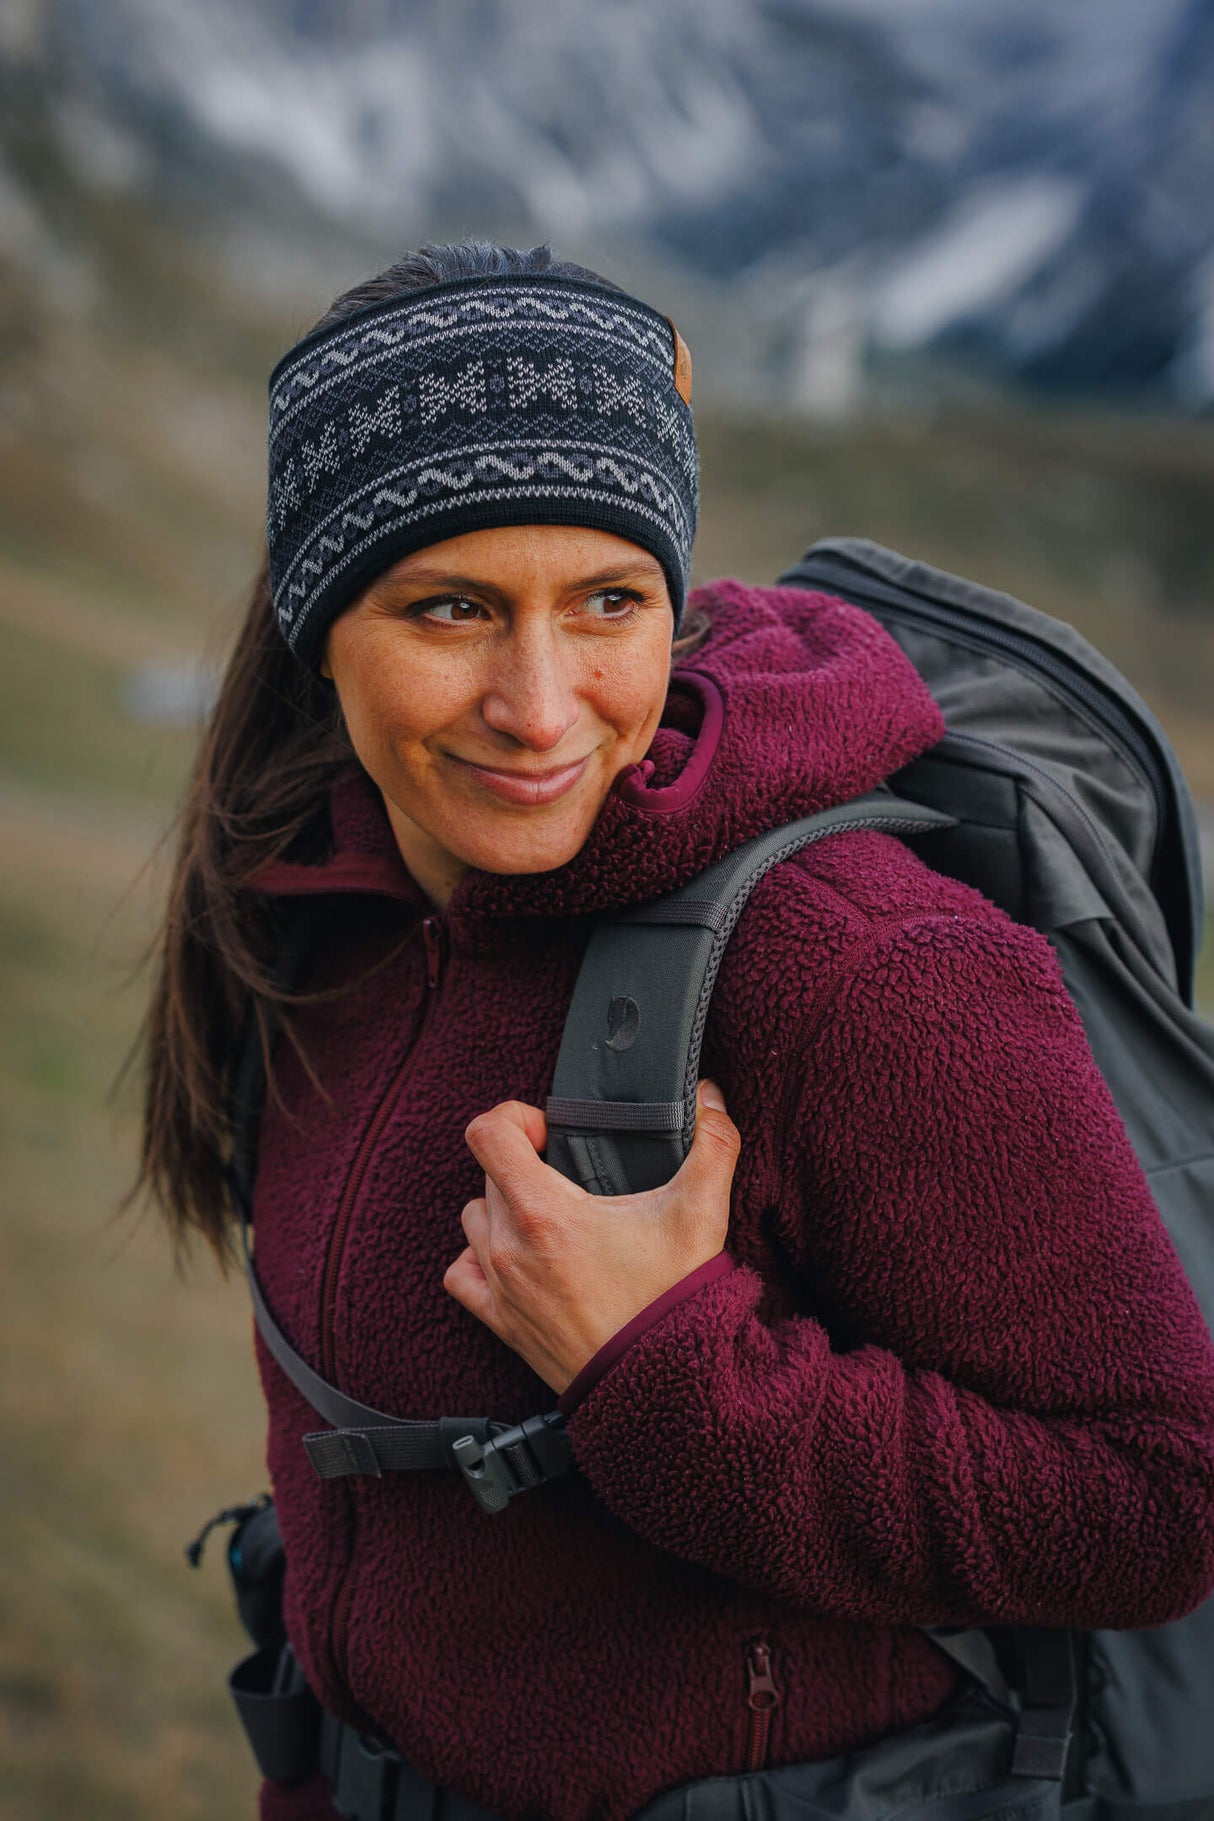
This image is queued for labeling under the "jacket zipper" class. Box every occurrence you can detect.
[319,914,447,1378]
[744,1639,780,1772]
[323,912,447,1693]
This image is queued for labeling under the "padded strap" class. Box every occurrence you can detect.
[622,899,730,930]
[545,794,955,1197]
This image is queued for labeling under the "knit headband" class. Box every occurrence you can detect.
[266,275,699,665]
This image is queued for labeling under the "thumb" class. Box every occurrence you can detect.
[674,1079,741,1193]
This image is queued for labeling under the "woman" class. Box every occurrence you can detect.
[139,241,1214,1821]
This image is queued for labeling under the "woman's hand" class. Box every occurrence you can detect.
[443,1081,740,1394]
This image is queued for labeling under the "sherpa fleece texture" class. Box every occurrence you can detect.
[247,580,1214,1821]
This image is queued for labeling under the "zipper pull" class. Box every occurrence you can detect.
[422,916,446,989]
[746,1640,780,1714]
[743,1639,780,1773]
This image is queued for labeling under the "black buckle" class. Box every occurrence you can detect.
[329,1726,397,1819]
[452,1412,573,1515]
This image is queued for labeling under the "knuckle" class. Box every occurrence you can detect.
[712,1113,742,1155]
[510,1197,549,1239]
[486,1237,517,1278]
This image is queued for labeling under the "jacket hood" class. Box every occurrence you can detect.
[257,579,945,919]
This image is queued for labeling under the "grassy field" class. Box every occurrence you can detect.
[0,387,1211,1818]
[0,580,268,1815]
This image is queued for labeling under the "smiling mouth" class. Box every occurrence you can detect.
[450,753,592,804]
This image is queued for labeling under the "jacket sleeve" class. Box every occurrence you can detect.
[557,911,1214,1630]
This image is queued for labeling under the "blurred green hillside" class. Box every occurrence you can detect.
[1,340,1212,1817]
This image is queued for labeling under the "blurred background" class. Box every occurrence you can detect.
[1,1,1212,1814]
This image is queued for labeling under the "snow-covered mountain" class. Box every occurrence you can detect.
[2,0,1213,410]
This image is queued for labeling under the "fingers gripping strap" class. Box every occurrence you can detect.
[544,795,955,1197]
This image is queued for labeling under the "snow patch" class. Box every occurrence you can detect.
[873,177,1085,348]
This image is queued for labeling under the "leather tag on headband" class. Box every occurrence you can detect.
[666,317,693,405]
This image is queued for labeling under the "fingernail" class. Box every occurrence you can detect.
[699,1080,725,1111]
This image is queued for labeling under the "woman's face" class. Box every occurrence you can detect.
[323,523,675,905]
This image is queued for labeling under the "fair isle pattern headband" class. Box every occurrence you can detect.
[266,276,699,664]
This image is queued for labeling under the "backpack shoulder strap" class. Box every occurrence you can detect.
[544,792,953,1197]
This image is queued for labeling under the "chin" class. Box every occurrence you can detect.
[459,815,594,877]
[469,839,587,876]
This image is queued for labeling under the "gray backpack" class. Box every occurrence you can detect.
[546,539,1214,1819]
[232,539,1214,1819]
[773,540,1214,1821]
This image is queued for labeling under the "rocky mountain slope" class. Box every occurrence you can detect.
[2,0,1213,411]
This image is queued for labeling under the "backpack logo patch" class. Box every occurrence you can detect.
[605,996,640,1051]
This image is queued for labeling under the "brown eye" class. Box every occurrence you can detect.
[413,597,488,623]
[581,589,640,619]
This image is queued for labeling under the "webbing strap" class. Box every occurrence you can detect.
[922,1628,1076,1783]
[243,1220,427,1440]
[302,1420,496,1481]
[545,1096,690,1134]
[320,1710,503,1821]
[1011,1629,1076,1781]
[619,899,729,930]
[241,1215,572,1504]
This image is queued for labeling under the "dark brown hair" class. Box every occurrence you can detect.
[132,240,710,1262]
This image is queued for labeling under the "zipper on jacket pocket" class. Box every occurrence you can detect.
[744,1639,780,1772]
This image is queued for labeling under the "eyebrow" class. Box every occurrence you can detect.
[376,559,666,596]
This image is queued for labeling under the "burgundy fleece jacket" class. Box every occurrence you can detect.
[248,581,1214,1821]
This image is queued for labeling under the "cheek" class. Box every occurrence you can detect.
[598,642,671,751]
[337,641,466,773]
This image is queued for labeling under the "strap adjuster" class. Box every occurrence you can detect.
[452,1412,573,1515]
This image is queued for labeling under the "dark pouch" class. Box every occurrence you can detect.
[229,1641,321,1784]
[188,1495,319,1783]
[227,1496,287,1652]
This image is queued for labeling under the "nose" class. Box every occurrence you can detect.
[479,620,582,753]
